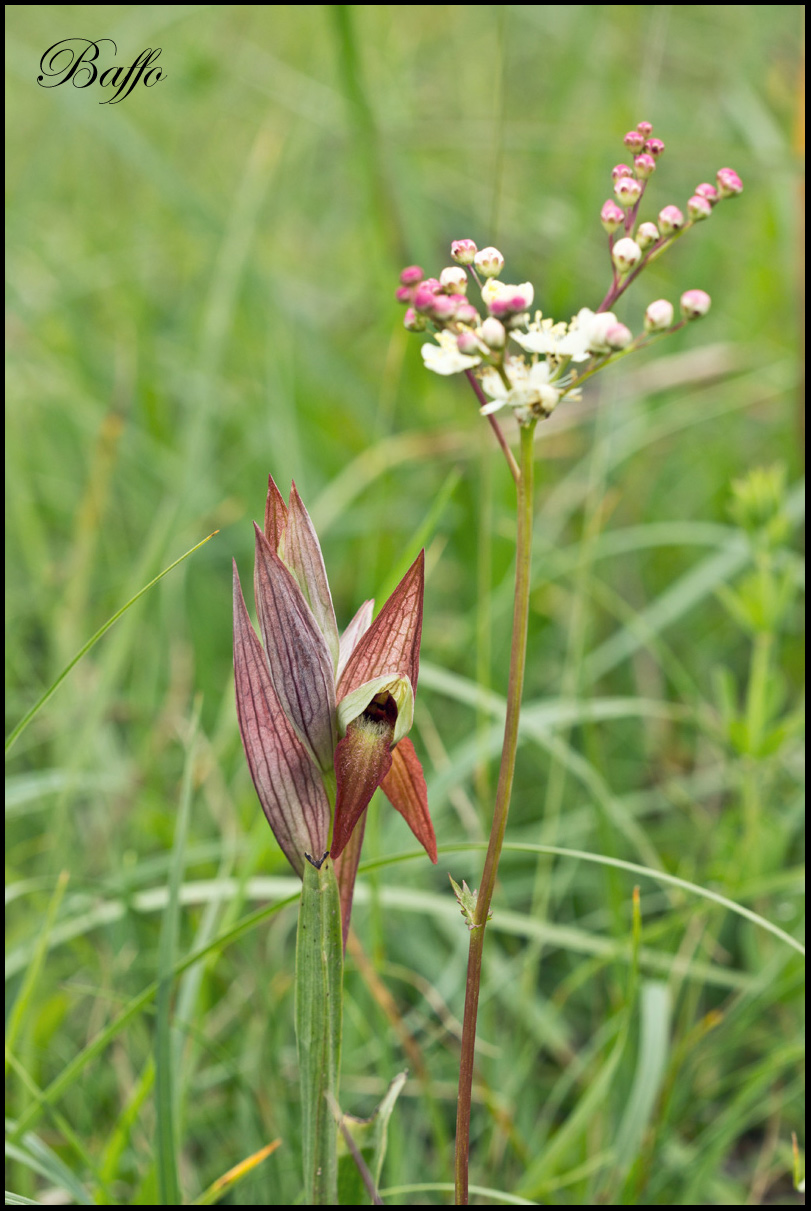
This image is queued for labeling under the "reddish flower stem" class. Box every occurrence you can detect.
[464,369,520,484]
[454,420,536,1204]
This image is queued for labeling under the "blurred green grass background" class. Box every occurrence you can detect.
[5,5,805,1205]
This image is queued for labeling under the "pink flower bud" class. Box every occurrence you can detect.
[481,317,507,349]
[614,176,643,208]
[600,199,626,233]
[474,246,505,278]
[457,330,482,355]
[645,138,665,158]
[611,237,642,274]
[605,322,632,350]
[399,265,424,286]
[637,120,653,137]
[633,153,656,179]
[451,239,478,264]
[680,289,711,320]
[695,182,719,206]
[431,294,458,322]
[636,221,659,250]
[421,277,441,292]
[658,205,685,235]
[395,285,414,304]
[687,194,713,221]
[455,302,480,325]
[644,299,674,331]
[612,162,634,183]
[487,297,511,319]
[440,266,468,294]
[623,130,646,154]
[413,283,439,314]
[716,167,743,198]
[404,307,427,332]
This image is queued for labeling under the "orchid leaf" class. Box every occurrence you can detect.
[280,483,341,668]
[338,551,424,697]
[233,563,330,874]
[253,524,337,773]
[263,473,288,550]
[333,808,368,950]
[381,737,437,862]
[336,598,374,683]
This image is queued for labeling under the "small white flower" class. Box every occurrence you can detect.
[421,331,481,376]
[565,308,623,356]
[481,278,507,308]
[479,357,561,418]
[512,316,586,359]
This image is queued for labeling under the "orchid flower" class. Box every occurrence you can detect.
[233,475,437,940]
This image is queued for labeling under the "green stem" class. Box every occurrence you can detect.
[296,856,343,1204]
[454,420,536,1204]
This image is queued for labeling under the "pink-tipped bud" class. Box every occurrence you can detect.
[633,153,656,180]
[507,282,534,311]
[623,130,646,154]
[413,283,439,314]
[457,330,482,355]
[637,120,653,137]
[644,298,674,331]
[395,285,414,304]
[645,137,665,158]
[687,194,713,221]
[612,162,634,183]
[680,289,711,320]
[605,322,632,350]
[487,296,512,319]
[431,293,458,322]
[440,266,469,294]
[404,307,427,332]
[400,265,424,286]
[601,199,626,233]
[455,302,480,325]
[636,221,659,250]
[615,176,643,208]
[474,246,505,278]
[611,237,642,274]
[716,167,743,198]
[695,182,720,206]
[481,317,507,349]
[451,239,478,264]
[658,205,685,235]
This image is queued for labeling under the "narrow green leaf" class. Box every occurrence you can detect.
[614,980,671,1171]
[5,871,69,1075]
[296,856,343,1204]
[155,703,200,1205]
[337,1070,407,1203]
[5,531,218,754]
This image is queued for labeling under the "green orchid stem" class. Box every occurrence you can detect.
[454,420,536,1205]
[296,856,343,1204]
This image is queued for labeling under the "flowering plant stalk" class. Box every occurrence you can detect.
[233,477,437,1202]
[396,120,742,1204]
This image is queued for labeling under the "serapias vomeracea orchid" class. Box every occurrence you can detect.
[233,475,436,941]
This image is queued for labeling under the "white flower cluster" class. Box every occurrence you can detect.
[419,290,636,422]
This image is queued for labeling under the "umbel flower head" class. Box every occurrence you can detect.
[396,121,742,428]
[233,476,437,938]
